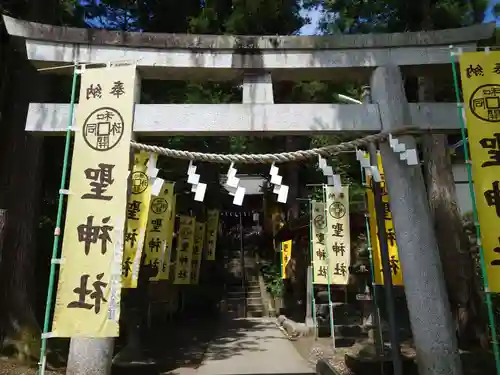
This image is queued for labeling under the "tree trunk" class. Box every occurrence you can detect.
[417,1,487,349]
[419,77,487,348]
[0,44,46,362]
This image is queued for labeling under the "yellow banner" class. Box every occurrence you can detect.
[364,152,403,285]
[281,240,292,279]
[157,194,176,280]
[191,222,206,284]
[325,185,350,285]
[205,210,219,261]
[173,215,195,284]
[121,151,157,288]
[459,51,500,292]
[52,65,138,337]
[144,181,175,281]
[311,201,329,284]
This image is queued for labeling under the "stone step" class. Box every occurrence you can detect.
[247,309,264,318]
[247,296,262,303]
[247,303,263,311]
[316,303,361,320]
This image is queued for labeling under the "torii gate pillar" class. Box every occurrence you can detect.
[370,65,462,375]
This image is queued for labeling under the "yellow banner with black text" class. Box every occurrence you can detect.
[174,216,195,284]
[205,210,219,261]
[325,185,350,285]
[459,51,500,292]
[311,201,328,284]
[191,222,206,284]
[121,150,157,288]
[310,186,350,285]
[52,65,138,337]
[364,152,403,286]
[144,182,175,281]
[281,240,292,279]
[156,192,176,281]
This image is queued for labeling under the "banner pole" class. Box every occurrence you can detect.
[308,199,317,339]
[38,63,79,375]
[358,153,384,355]
[322,185,336,350]
[450,47,500,375]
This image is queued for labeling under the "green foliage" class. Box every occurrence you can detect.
[303,0,490,34]
[261,263,284,297]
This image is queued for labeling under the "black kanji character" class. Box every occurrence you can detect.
[383,256,400,275]
[316,248,326,260]
[125,228,138,247]
[485,181,500,218]
[386,228,396,247]
[332,242,345,256]
[466,64,484,78]
[127,200,141,220]
[493,63,500,75]
[148,238,161,252]
[81,163,115,200]
[491,237,500,266]
[382,201,391,220]
[151,218,163,232]
[317,265,328,277]
[331,223,344,237]
[333,262,347,276]
[110,81,125,98]
[77,216,113,255]
[122,257,132,277]
[86,84,102,100]
[389,255,400,275]
[479,133,500,167]
[67,273,108,314]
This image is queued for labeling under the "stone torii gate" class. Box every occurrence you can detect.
[3,15,496,375]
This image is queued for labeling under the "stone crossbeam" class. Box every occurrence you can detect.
[3,16,494,81]
[27,103,463,135]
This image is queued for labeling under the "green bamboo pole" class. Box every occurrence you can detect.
[450,47,500,375]
[38,64,79,375]
[323,184,336,349]
[308,199,317,339]
[280,241,283,279]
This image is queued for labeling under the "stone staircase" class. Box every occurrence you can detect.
[316,302,366,347]
[224,246,265,318]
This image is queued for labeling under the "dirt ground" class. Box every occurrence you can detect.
[291,335,497,375]
[292,336,355,375]
[0,357,63,375]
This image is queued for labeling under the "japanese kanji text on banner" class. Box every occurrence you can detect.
[191,222,206,284]
[122,151,157,288]
[459,51,500,292]
[205,210,219,261]
[325,185,350,285]
[311,201,329,284]
[174,216,195,284]
[156,190,176,281]
[144,181,175,281]
[281,240,292,279]
[365,153,403,285]
[52,65,138,337]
